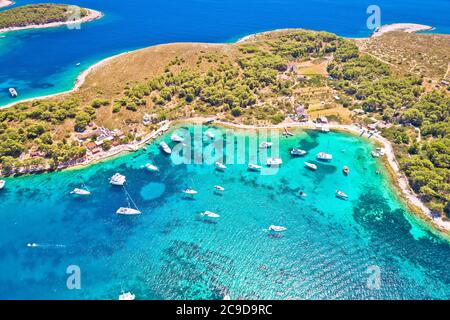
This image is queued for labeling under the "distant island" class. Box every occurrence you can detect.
[0,1,13,9]
[0,3,103,33]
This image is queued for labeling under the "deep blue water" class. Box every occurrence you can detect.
[0,127,449,300]
[1,0,450,106]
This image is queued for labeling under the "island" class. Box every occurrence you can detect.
[0,1,13,9]
[0,28,449,233]
[0,3,103,33]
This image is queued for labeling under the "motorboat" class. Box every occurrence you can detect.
[119,292,135,300]
[0,180,5,190]
[145,163,159,171]
[266,158,282,167]
[291,148,307,157]
[317,152,332,161]
[248,163,262,171]
[269,225,287,232]
[259,141,273,149]
[204,131,215,140]
[343,166,350,175]
[215,162,227,171]
[9,88,17,97]
[70,188,91,196]
[201,211,220,218]
[336,190,349,199]
[299,191,307,198]
[110,173,126,186]
[304,162,317,170]
[170,133,184,143]
[182,188,198,195]
[214,185,225,191]
[159,141,172,154]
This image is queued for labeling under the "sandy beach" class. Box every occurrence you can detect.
[0,8,103,34]
[0,0,13,9]
[371,23,434,37]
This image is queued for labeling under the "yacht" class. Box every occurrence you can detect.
[119,292,135,300]
[8,88,18,97]
[0,180,5,190]
[269,225,287,232]
[76,62,81,67]
[215,162,227,171]
[317,152,333,161]
[336,190,349,199]
[321,126,330,133]
[291,148,307,157]
[110,173,126,186]
[145,163,159,172]
[159,141,172,154]
[259,141,273,149]
[266,158,282,167]
[70,188,91,196]
[214,185,225,191]
[170,133,184,143]
[117,188,141,215]
[304,162,317,170]
[182,188,198,195]
[201,211,220,218]
[248,163,262,171]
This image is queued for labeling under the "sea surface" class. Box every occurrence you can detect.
[0,126,449,300]
[1,0,450,106]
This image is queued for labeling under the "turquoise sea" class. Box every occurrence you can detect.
[0,126,449,299]
[1,0,450,106]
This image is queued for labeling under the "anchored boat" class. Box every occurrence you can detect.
[159,141,172,154]
[201,211,220,218]
[110,173,126,186]
[317,152,333,161]
[269,225,287,232]
[119,292,135,300]
[0,180,5,190]
[8,88,17,97]
[215,162,227,171]
[259,141,273,149]
[170,133,184,143]
[266,158,282,167]
[214,185,225,191]
[116,187,141,215]
[291,148,307,157]
[145,163,159,172]
[343,166,350,175]
[248,163,262,171]
[304,162,317,170]
[182,188,198,195]
[336,190,348,199]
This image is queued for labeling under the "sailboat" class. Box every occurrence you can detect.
[248,163,262,171]
[182,188,198,195]
[110,173,126,186]
[0,180,5,190]
[215,162,227,171]
[269,225,287,232]
[201,211,220,218]
[70,179,91,196]
[116,187,141,215]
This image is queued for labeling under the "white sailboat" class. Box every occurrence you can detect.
[215,162,227,171]
[259,141,273,149]
[0,180,5,190]
[159,141,172,154]
[70,179,91,196]
[248,163,262,171]
[145,163,159,172]
[291,148,307,157]
[266,158,282,167]
[304,162,317,170]
[110,173,126,186]
[182,188,198,195]
[269,225,287,232]
[117,188,141,215]
[201,211,220,218]
[119,292,135,300]
[170,133,184,143]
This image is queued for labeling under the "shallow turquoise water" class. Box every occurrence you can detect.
[0,126,448,300]
[1,0,450,106]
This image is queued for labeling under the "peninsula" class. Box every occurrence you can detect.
[0,3,103,33]
[0,29,449,233]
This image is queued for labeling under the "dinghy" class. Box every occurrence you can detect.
[343,166,350,175]
[269,225,287,232]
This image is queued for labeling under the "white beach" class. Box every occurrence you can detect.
[371,23,434,37]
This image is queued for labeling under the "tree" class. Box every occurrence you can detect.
[74,112,91,132]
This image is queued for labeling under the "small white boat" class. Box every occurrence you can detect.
[321,126,330,133]
[76,62,81,67]
[8,88,17,97]
[110,173,126,186]
[269,225,287,232]
[291,148,307,157]
[159,141,172,154]
[145,163,159,171]
[214,185,225,191]
[182,188,198,195]
[215,162,227,171]
[27,243,38,248]
[223,294,231,300]
[304,162,317,170]
[317,152,333,161]
[0,180,5,190]
[336,190,349,199]
[266,157,283,167]
[119,292,135,300]
[248,163,262,171]
[170,133,184,143]
[201,211,220,218]
[259,141,273,149]
[70,188,91,196]
[116,207,141,215]
[204,131,215,140]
